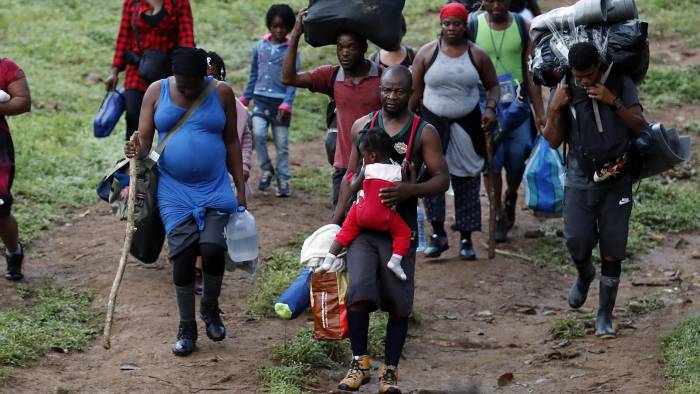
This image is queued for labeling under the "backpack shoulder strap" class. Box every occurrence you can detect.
[467,11,482,42]
[369,111,380,128]
[402,114,422,172]
[513,12,527,48]
[467,42,480,75]
[328,65,341,100]
[425,40,441,72]
[405,46,416,65]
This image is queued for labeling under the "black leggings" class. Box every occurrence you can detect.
[123,88,145,141]
[172,242,226,286]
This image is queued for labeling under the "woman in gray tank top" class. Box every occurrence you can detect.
[410,2,499,260]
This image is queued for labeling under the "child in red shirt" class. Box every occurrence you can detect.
[317,128,411,280]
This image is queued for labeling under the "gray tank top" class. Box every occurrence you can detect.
[423,43,480,119]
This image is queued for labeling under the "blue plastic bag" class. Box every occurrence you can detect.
[524,135,565,214]
[93,88,125,138]
[275,268,312,320]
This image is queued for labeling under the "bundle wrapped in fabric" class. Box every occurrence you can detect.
[303,0,406,50]
[530,18,649,87]
[604,20,649,84]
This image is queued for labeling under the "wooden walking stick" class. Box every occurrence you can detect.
[102,132,139,349]
[484,128,496,259]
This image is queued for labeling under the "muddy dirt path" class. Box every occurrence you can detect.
[2,133,698,393]
[3,1,700,391]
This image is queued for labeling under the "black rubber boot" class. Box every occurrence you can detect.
[504,192,517,231]
[201,303,226,341]
[171,320,197,356]
[595,275,620,339]
[568,259,595,309]
[4,243,24,281]
[494,215,508,243]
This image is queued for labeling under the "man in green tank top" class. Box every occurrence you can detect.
[472,0,545,242]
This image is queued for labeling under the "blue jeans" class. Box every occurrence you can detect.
[252,97,290,181]
[492,118,534,185]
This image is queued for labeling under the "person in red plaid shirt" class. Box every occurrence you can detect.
[105,0,195,140]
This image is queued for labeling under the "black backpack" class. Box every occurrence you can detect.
[566,73,633,178]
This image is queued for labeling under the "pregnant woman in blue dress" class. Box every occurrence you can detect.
[125,47,247,356]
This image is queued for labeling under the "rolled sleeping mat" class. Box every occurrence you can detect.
[530,0,638,42]
[274,267,312,320]
[637,123,693,180]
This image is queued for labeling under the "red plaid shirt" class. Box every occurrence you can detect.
[112,0,195,91]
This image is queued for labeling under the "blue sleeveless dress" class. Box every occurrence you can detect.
[154,77,238,235]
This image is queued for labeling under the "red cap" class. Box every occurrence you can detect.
[440,3,469,22]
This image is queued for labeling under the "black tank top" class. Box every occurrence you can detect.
[357,111,427,239]
[142,6,167,27]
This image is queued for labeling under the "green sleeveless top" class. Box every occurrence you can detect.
[475,13,524,83]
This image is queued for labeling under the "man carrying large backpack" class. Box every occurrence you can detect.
[282,9,382,212]
[470,0,545,243]
[543,42,646,339]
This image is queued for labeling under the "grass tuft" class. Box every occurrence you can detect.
[244,250,300,320]
[0,285,98,380]
[292,167,332,196]
[640,66,700,107]
[663,315,700,394]
[550,316,585,340]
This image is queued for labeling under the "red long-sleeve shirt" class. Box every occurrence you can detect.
[335,165,412,257]
[112,0,195,91]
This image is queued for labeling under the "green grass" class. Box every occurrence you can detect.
[663,315,700,394]
[292,166,332,195]
[638,0,700,39]
[525,180,700,268]
[244,250,301,320]
[626,293,664,316]
[640,66,700,107]
[633,181,700,233]
[550,315,585,340]
[0,285,98,383]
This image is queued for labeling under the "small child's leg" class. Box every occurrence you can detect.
[387,253,407,281]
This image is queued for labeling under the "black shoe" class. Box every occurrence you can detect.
[171,320,197,356]
[201,303,226,342]
[423,234,449,258]
[4,243,24,281]
[595,275,620,339]
[459,239,476,260]
[568,259,595,309]
[494,215,509,243]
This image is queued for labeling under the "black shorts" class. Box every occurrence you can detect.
[345,230,416,318]
[0,129,15,218]
[563,182,633,261]
[167,209,229,258]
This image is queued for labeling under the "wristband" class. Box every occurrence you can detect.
[486,105,496,112]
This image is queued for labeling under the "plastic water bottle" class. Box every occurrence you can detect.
[416,205,426,252]
[225,206,259,264]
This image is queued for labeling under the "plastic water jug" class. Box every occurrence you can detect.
[225,206,259,263]
[416,206,426,252]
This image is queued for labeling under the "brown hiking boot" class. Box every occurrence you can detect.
[378,365,400,393]
[338,355,371,391]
